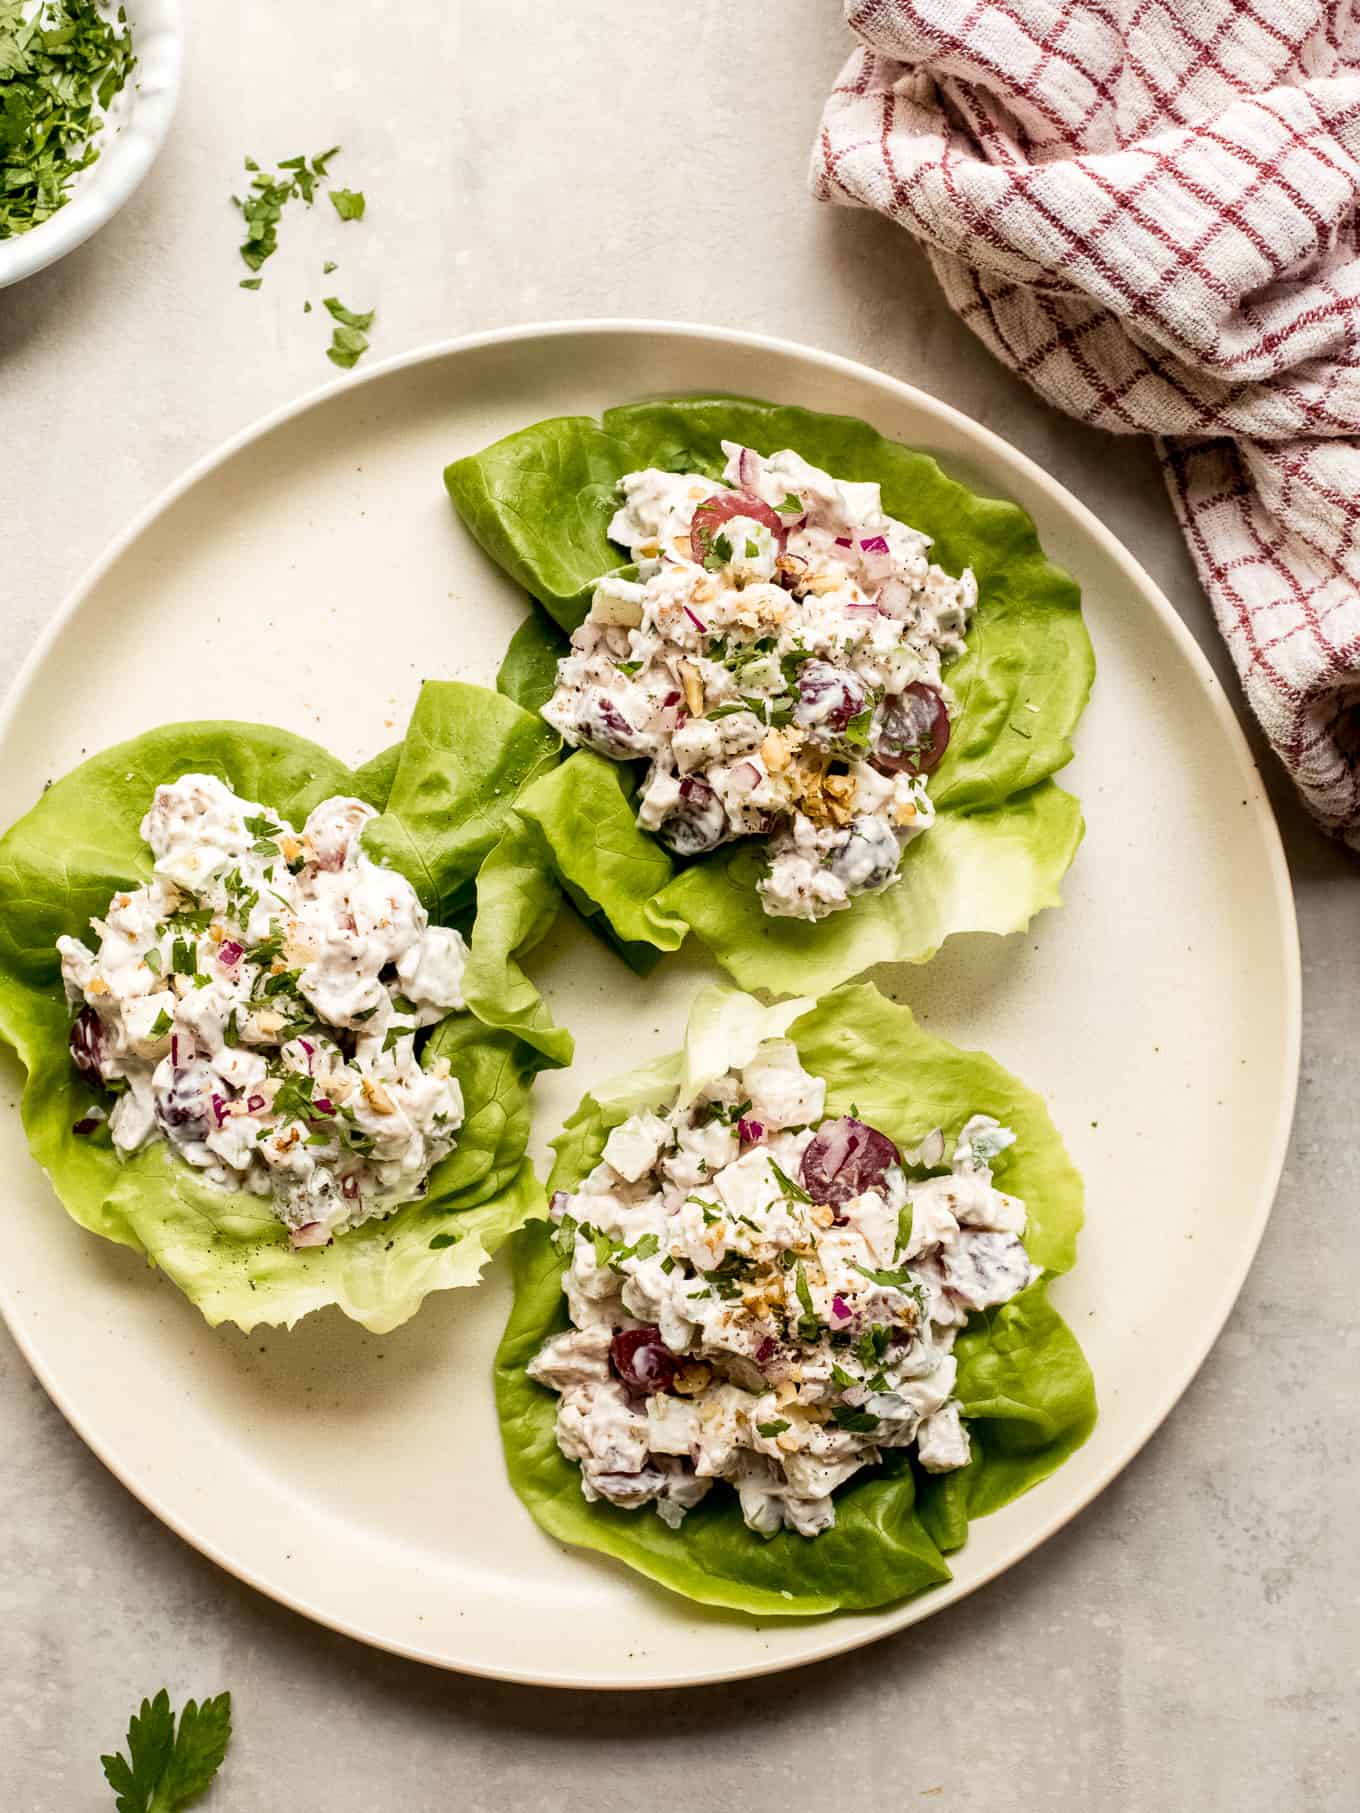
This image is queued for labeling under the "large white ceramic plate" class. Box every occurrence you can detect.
[0,0,182,290]
[0,322,1299,1688]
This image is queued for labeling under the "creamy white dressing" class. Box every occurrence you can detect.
[543,442,977,920]
[58,774,468,1244]
[529,1039,1037,1538]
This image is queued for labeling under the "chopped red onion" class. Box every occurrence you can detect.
[170,1036,179,1068]
[737,1117,763,1144]
[661,690,681,708]
[756,1335,777,1364]
[549,1189,571,1218]
[831,1294,852,1323]
[340,1172,360,1200]
[834,535,853,547]
[859,534,890,555]
[736,446,760,489]
[291,1221,331,1248]
[246,1093,266,1114]
[683,605,706,633]
[217,940,243,968]
[313,1097,334,1115]
[210,1094,229,1128]
[71,1116,100,1136]
[729,760,762,795]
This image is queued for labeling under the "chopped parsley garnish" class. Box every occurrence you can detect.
[323,258,337,273]
[149,1008,172,1038]
[703,531,733,572]
[793,1260,820,1341]
[352,1003,380,1022]
[615,659,643,676]
[239,278,262,291]
[830,1360,858,1390]
[831,1404,880,1433]
[896,1203,913,1256]
[142,948,162,975]
[382,1020,414,1053]
[776,493,803,515]
[768,1158,811,1204]
[858,1324,890,1367]
[551,1211,579,1260]
[269,1071,315,1124]
[328,186,365,220]
[260,967,300,997]
[756,1418,790,1437]
[223,1010,239,1048]
[844,703,875,748]
[0,0,137,242]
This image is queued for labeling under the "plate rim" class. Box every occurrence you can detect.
[0,318,1302,1687]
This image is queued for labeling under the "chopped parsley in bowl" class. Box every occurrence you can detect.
[0,0,182,289]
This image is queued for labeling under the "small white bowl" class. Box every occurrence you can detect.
[0,0,183,290]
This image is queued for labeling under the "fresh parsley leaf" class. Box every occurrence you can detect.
[768,1158,811,1204]
[776,493,803,515]
[896,1203,913,1257]
[756,1418,790,1437]
[323,258,337,273]
[141,948,162,975]
[830,1360,858,1390]
[100,1687,232,1813]
[239,278,262,291]
[832,1404,880,1433]
[843,703,875,748]
[328,186,365,220]
[322,294,374,331]
[551,1211,579,1260]
[793,1260,820,1341]
[270,1071,315,1124]
[149,1009,172,1038]
[858,1324,890,1368]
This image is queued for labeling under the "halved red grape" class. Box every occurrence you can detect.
[793,660,869,735]
[69,1007,104,1077]
[872,683,949,775]
[611,1326,678,1395]
[574,687,653,760]
[689,490,784,566]
[657,774,728,856]
[800,1116,900,1207]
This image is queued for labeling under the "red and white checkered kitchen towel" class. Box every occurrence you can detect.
[812,0,1360,849]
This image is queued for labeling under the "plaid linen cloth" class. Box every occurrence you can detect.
[812,0,1360,848]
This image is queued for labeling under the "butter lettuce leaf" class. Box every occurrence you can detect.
[494,983,1095,1614]
[0,701,560,1334]
[447,397,1093,992]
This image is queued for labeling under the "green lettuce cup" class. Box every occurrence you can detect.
[0,682,568,1335]
[448,396,1093,995]
[494,983,1096,1616]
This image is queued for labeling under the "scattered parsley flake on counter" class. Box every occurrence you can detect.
[239,277,262,290]
[329,186,365,220]
[0,0,137,240]
[323,294,374,369]
[323,258,336,273]
[99,1687,232,1813]
[233,144,346,278]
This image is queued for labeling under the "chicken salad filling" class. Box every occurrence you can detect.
[529,1037,1038,1538]
[542,442,977,921]
[58,773,468,1246]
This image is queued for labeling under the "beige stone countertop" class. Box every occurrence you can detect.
[1,4,1354,1807]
